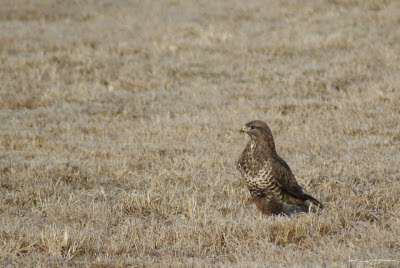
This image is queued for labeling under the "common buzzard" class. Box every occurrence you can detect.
[237,120,323,215]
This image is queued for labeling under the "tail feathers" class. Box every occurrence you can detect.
[304,194,323,209]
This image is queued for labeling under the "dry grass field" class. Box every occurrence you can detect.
[1,0,399,266]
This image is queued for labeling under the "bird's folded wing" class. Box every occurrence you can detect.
[270,155,305,199]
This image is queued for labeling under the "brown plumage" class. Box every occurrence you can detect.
[237,120,323,215]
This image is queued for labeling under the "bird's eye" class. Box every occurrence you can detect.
[250,126,255,130]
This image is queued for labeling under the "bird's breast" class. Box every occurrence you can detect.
[239,159,274,187]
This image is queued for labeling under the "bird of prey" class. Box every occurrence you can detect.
[237,120,323,215]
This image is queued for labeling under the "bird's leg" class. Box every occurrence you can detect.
[253,196,269,215]
[253,196,284,216]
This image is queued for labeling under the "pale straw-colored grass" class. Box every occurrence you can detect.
[1,0,399,266]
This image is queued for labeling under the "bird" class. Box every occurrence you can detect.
[237,120,323,216]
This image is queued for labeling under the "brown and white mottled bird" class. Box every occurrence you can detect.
[237,120,323,215]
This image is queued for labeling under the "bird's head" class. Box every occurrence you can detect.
[240,120,276,151]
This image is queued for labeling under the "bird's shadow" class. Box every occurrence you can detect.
[261,204,308,217]
[261,203,323,218]
[283,204,307,216]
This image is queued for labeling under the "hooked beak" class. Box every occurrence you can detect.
[240,125,250,133]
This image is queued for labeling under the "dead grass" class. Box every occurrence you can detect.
[1,0,399,266]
